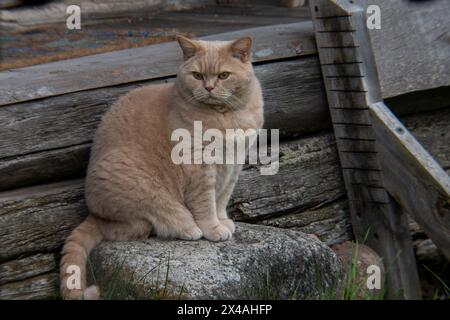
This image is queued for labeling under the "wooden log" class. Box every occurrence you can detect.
[0,22,316,105]
[0,181,87,261]
[0,144,91,192]
[0,253,56,286]
[258,198,352,246]
[230,133,345,222]
[0,273,58,300]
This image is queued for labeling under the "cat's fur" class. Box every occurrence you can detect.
[60,36,264,299]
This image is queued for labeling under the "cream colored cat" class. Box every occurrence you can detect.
[60,36,264,300]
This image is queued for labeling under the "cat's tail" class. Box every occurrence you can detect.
[60,215,103,300]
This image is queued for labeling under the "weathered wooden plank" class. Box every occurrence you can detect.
[1,1,311,30]
[332,124,374,141]
[0,180,87,261]
[316,45,362,66]
[0,22,316,105]
[315,32,355,48]
[259,198,352,246]
[401,108,450,172]
[0,144,91,191]
[230,133,345,222]
[0,133,346,261]
[329,108,372,125]
[369,101,450,259]
[385,87,450,120]
[0,0,211,28]
[311,0,350,18]
[0,253,56,286]
[0,273,58,300]
[311,0,422,299]
[357,0,450,99]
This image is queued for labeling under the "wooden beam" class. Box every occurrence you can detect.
[356,0,450,99]
[0,273,58,300]
[310,0,422,299]
[0,253,56,286]
[369,101,450,259]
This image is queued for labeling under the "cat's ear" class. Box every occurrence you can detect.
[176,36,200,61]
[229,37,252,63]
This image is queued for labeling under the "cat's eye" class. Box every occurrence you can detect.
[218,72,230,80]
[193,72,203,80]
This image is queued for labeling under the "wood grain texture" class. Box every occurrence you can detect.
[0,253,56,286]
[0,0,212,28]
[230,132,346,223]
[357,0,450,99]
[401,108,450,173]
[0,180,87,261]
[0,22,316,105]
[369,102,450,259]
[258,198,352,245]
[0,273,58,300]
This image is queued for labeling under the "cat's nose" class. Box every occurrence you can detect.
[205,85,214,92]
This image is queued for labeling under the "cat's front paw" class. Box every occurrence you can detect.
[202,224,232,242]
[178,225,203,241]
[219,218,236,234]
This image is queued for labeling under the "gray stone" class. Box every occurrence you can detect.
[90,223,343,299]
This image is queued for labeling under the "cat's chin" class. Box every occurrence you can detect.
[195,97,232,112]
[201,96,224,105]
[202,100,235,113]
